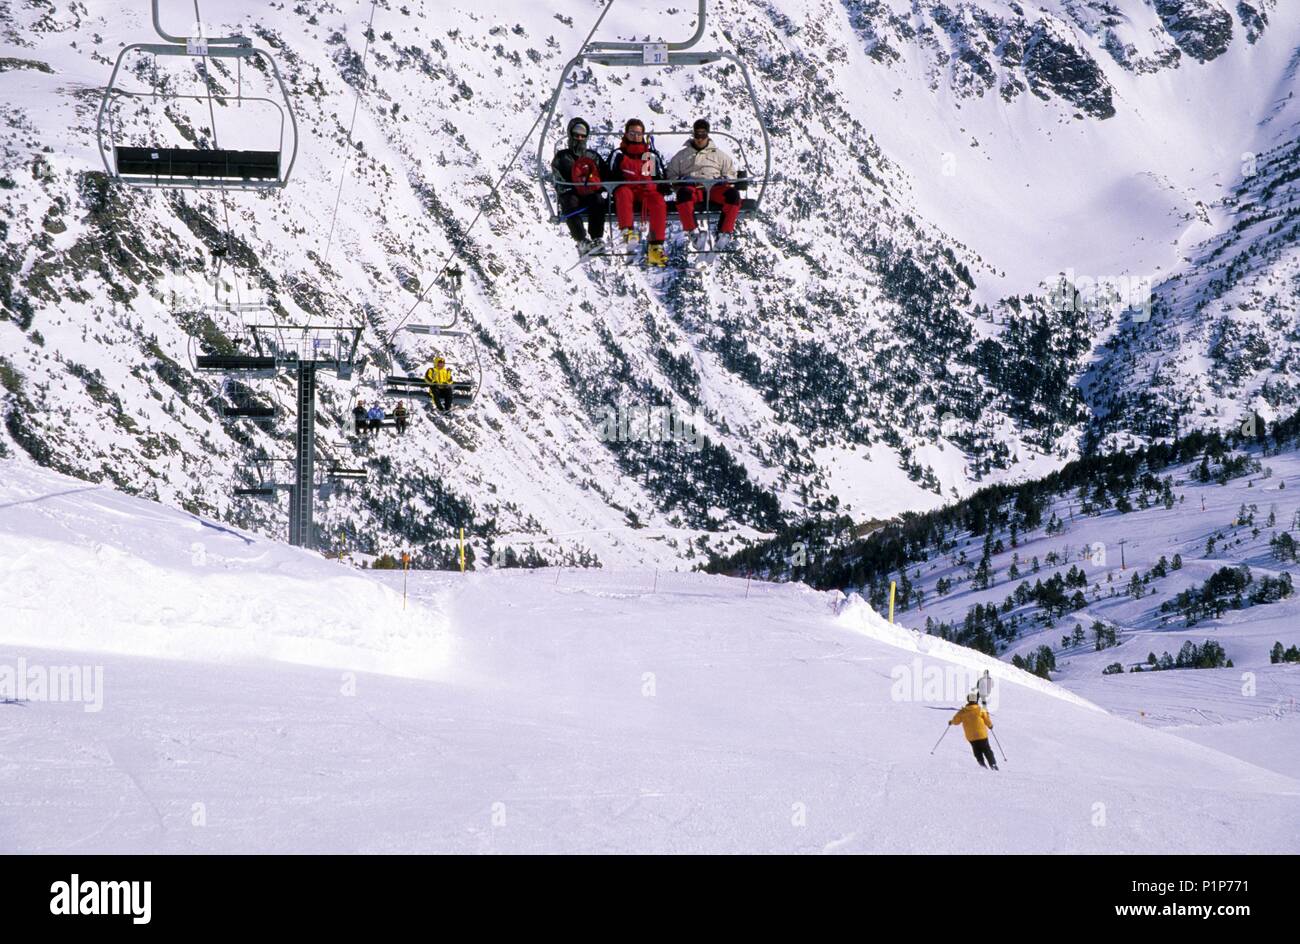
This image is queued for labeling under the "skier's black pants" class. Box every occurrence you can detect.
[559,190,607,241]
[431,385,453,412]
[395,416,407,434]
[969,738,997,768]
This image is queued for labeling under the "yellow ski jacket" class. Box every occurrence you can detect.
[950,703,992,742]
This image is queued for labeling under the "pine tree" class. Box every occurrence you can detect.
[1128,573,1145,599]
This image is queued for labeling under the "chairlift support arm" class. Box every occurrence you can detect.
[151,0,248,46]
[586,0,708,52]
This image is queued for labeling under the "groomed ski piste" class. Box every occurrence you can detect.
[3,458,1297,854]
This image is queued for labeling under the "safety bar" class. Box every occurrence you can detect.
[405,326,471,337]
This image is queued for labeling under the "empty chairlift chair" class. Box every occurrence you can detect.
[96,2,299,190]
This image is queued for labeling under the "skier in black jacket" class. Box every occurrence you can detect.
[551,117,608,255]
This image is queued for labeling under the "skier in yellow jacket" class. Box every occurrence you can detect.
[950,692,998,770]
[425,357,454,412]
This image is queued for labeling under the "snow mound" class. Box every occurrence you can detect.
[0,460,451,679]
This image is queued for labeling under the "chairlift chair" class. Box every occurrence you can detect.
[218,377,276,423]
[382,265,482,412]
[96,0,299,190]
[232,454,288,500]
[188,303,282,376]
[318,465,367,500]
[559,128,758,266]
[536,0,770,264]
[384,326,480,412]
[347,352,410,433]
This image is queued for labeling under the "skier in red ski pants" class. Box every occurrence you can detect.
[673,182,740,235]
[608,118,670,266]
[666,119,743,246]
[614,184,668,242]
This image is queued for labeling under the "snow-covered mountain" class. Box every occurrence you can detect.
[3,459,1296,852]
[1,0,1298,567]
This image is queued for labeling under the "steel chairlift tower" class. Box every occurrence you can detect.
[196,317,362,550]
[98,2,350,549]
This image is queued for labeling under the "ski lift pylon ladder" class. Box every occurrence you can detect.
[536,0,772,225]
[95,0,299,190]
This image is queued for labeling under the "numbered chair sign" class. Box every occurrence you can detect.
[186,37,209,56]
[642,43,668,65]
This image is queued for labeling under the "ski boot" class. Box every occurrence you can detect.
[646,242,668,268]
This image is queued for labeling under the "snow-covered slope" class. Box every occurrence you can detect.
[723,425,1300,790]
[3,1,1299,567]
[2,458,1296,852]
[865,442,1300,674]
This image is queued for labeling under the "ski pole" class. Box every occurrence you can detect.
[991,728,1007,762]
[930,725,951,755]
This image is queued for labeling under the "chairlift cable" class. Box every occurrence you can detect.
[322,0,380,266]
[193,0,243,309]
[385,0,619,345]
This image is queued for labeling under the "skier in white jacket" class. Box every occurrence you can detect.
[666,118,743,251]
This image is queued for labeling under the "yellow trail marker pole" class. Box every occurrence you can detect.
[889,580,896,624]
[458,528,466,573]
[402,552,410,610]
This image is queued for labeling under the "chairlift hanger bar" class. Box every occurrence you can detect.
[151,0,247,46]
[587,0,708,52]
